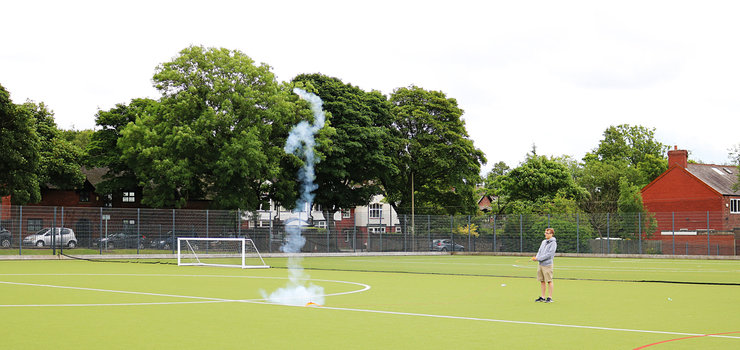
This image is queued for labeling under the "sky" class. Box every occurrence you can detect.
[2,0,739,174]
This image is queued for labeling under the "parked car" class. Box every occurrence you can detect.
[149,231,225,250]
[0,226,11,248]
[431,239,464,252]
[94,233,149,249]
[22,227,77,248]
[150,232,177,250]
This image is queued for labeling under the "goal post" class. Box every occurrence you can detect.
[177,237,270,269]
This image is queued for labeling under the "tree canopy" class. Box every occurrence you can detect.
[291,74,396,213]
[22,101,85,191]
[87,98,160,196]
[117,46,303,209]
[383,86,486,215]
[0,83,41,204]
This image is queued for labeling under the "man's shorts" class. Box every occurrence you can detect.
[537,264,554,282]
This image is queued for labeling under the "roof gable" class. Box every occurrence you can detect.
[686,164,739,196]
[641,165,721,198]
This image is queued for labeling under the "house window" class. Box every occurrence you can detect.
[122,191,136,203]
[79,191,90,202]
[316,221,326,229]
[731,199,740,214]
[27,219,43,232]
[342,209,351,218]
[104,194,112,208]
[369,203,382,219]
[368,226,385,234]
[123,219,136,232]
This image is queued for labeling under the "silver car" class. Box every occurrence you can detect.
[23,228,77,248]
[431,239,464,252]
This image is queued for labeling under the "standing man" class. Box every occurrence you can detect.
[531,228,557,303]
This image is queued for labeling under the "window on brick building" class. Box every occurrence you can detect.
[122,191,135,203]
[731,199,740,214]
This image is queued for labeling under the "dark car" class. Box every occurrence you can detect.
[0,226,11,248]
[431,238,464,252]
[94,232,149,249]
[150,232,181,250]
[150,232,229,250]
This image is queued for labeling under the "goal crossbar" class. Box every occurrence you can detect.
[177,237,270,269]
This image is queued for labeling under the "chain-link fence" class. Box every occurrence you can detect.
[0,205,736,256]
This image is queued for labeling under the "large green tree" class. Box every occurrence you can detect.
[291,74,396,214]
[118,46,302,209]
[578,124,667,237]
[0,84,41,204]
[585,124,668,167]
[496,154,587,213]
[580,124,668,210]
[22,101,85,191]
[87,98,160,197]
[383,86,485,215]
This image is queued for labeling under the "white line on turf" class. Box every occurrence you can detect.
[0,274,370,306]
[1,275,737,341]
[288,304,740,340]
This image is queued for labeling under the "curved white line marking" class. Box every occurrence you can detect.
[0,273,371,307]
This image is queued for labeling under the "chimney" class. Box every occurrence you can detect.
[667,145,688,168]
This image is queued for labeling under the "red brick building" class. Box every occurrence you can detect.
[641,147,739,254]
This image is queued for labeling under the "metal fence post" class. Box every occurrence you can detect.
[52,207,57,255]
[450,215,454,251]
[352,210,356,253]
[99,207,103,255]
[270,210,274,253]
[492,215,496,252]
[671,212,675,255]
[706,211,710,256]
[427,215,430,250]
[467,215,471,251]
[606,213,610,254]
[576,213,580,254]
[638,212,642,255]
[519,214,523,253]
[60,207,64,255]
[137,208,141,254]
[19,206,23,255]
[172,209,176,254]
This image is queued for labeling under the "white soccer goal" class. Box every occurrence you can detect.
[177,237,270,269]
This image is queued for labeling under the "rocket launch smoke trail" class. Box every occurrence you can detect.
[261,88,326,306]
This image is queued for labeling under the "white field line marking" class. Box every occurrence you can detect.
[1,279,737,341]
[302,304,740,340]
[0,274,370,307]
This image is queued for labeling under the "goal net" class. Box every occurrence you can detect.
[177,237,270,269]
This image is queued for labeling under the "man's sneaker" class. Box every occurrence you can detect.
[545,297,553,303]
[535,297,546,302]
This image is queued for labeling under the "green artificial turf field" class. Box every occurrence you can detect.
[1,255,738,349]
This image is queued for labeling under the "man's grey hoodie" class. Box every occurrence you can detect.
[535,236,557,266]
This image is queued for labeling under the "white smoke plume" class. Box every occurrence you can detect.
[261,88,326,306]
